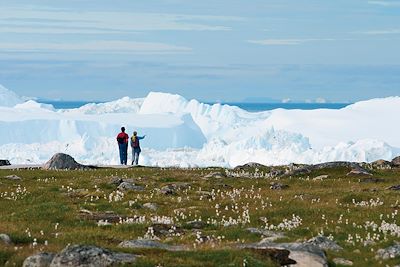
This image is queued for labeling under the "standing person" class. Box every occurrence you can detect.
[131,131,146,165]
[116,127,129,165]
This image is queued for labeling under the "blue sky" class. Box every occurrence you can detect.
[0,0,399,102]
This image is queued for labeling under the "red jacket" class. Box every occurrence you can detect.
[116,132,129,144]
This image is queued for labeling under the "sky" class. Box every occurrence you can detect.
[0,0,400,102]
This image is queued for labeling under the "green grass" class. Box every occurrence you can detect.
[0,166,399,266]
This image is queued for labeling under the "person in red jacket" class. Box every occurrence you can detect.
[116,127,129,165]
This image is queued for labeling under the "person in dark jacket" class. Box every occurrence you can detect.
[116,127,129,165]
[131,131,146,165]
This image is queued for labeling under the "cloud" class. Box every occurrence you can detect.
[248,38,335,46]
[358,29,400,35]
[0,7,240,34]
[368,1,400,6]
[0,41,192,54]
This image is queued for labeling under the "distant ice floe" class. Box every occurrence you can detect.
[0,84,399,167]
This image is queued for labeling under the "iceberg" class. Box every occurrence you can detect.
[0,87,399,167]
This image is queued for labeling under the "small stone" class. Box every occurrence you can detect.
[387,185,400,191]
[333,258,353,266]
[3,174,22,180]
[246,228,285,242]
[0,233,12,245]
[347,168,372,176]
[143,203,158,211]
[117,182,144,191]
[23,252,55,267]
[184,220,208,229]
[204,171,226,179]
[313,175,329,181]
[270,182,289,190]
[307,235,343,251]
[360,177,385,183]
[118,239,184,251]
[376,243,400,260]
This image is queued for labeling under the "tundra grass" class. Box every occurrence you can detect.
[0,166,399,266]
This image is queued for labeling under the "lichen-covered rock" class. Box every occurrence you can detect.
[43,153,88,170]
[270,182,289,190]
[49,245,137,267]
[392,156,400,167]
[333,258,353,266]
[306,235,343,251]
[117,182,144,191]
[0,233,12,245]
[143,203,158,211]
[118,239,184,251]
[3,174,21,180]
[376,243,400,260]
[23,252,55,267]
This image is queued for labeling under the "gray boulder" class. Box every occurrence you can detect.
[387,185,400,191]
[49,245,137,267]
[270,182,289,190]
[3,174,22,180]
[0,233,12,245]
[392,156,400,167]
[117,182,144,191]
[241,241,328,267]
[306,235,343,251]
[118,239,184,251]
[333,258,353,266]
[246,228,285,242]
[43,153,89,170]
[0,159,11,166]
[376,243,400,260]
[143,203,158,211]
[23,252,55,267]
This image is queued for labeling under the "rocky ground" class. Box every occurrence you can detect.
[0,154,400,266]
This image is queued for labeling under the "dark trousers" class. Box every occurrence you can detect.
[132,148,141,165]
[118,143,128,165]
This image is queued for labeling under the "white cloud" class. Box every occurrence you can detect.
[359,29,400,35]
[0,41,192,54]
[0,7,240,34]
[248,38,335,46]
[368,1,400,6]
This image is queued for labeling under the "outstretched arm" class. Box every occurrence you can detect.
[139,135,146,140]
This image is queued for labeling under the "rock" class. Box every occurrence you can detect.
[3,174,22,180]
[151,224,184,236]
[108,178,124,186]
[160,183,189,195]
[246,228,285,242]
[79,210,121,223]
[387,185,400,191]
[270,182,289,190]
[242,241,328,267]
[23,252,55,267]
[333,258,353,266]
[0,159,11,166]
[118,239,184,251]
[313,175,329,181]
[0,233,12,245]
[204,171,226,179]
[184,220,208,229]
[117,182,144,191]
[392,156,400,167]
[306,235,342,251]
[43,153,90,170]
[376,243,400,260]
[347,169,372,176]
[239,162,267,168]
[143,203,158,211]
[359,177,385,183]
[246,247,296,266]
[49,245,137,266]
[371,159,392,169]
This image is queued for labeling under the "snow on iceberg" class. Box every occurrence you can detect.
[0,84,23,107]
[0,88,399,167]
